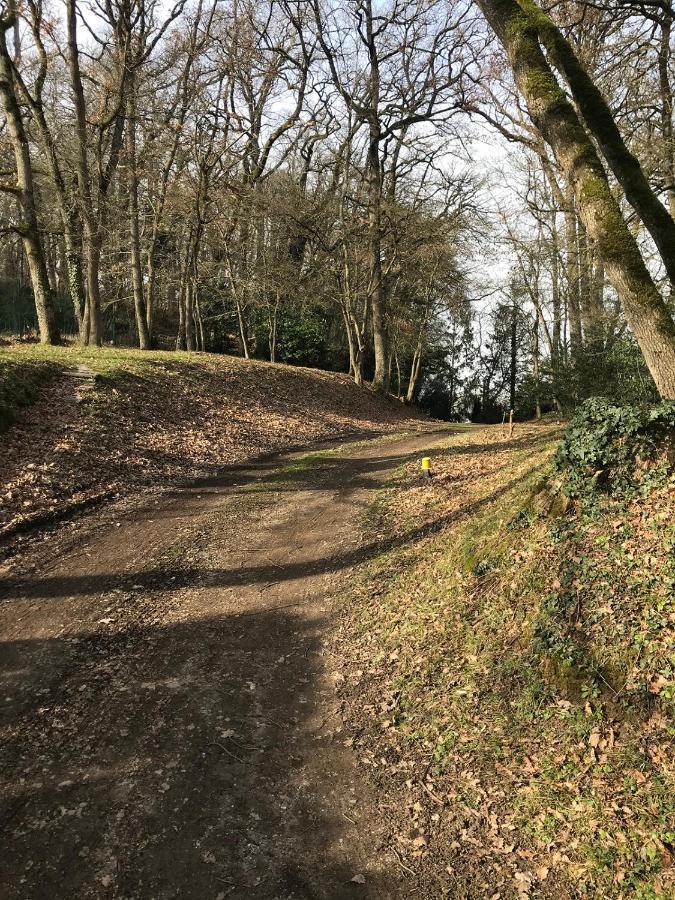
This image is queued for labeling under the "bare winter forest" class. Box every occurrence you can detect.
[1,0,675,413]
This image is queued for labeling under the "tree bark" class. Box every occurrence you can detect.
[579,226,604,350]
[13,2,88,339]
[509,297,517,412]
[549,211,562,372]
[268,293,280,363]
[365,1,388,392]
[176,238,190,351]
[67,0,102,345]
[478,0,675,398]
[194,277,205,351]
[185,279,195,352]
[657,13,675,223]
[66,0,125,346]
[518,0,675,288]
[84,235,103,346]
[533,297,542,418]
[0,19,59,344]
[126,83,151,350]
[406,346,423,404]
[563,185,583,356]
[63,217,87,339]
[176,283,186,351]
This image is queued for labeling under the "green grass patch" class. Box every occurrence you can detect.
[343,424,675,897]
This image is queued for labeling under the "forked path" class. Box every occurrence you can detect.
[0,428,456,899]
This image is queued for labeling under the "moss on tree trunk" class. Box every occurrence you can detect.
[477,0,675,398]
[516,0,675,290]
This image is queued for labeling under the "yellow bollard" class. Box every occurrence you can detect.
[421,456,432,479]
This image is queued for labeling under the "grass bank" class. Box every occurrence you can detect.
[0,355,61,433]
[338,422,674,898]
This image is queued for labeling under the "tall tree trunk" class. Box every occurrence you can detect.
[63,216,87,339]
[145,249,156,343]
[176,239,190,351]
[0,20,59,344]
[658,13,675,221]
[186,223,203,353]
[406,347,422,404]
[84,234,103,346]
[591,254,606,345]
[365,1,388,391]
[509,298,518,412]
[518,0,675,288]
[194,278,205,351]
[185,279,195,352]
[45,234,57,294]
[126,84,151,350]
[406,297,430,403]
[13,7,88,342]
[394,349,402,399]
[67,0,98,345]
[580,229,604,350]
[340,246,365,386]
[564,187,583,356]
[341,301,357,379]
[367,133,387,390]
[234,299,250,359]
[550,213,562,374]
[478,0,675,398]
[533,306,542,419]
[66,0,125,347]
[24,235,59,343]
[578,220,590,320]
[176,283,186,351]
[268,294,279,363]
[406,332,424,404]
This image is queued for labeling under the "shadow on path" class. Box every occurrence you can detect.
[0,467,534,604]
[0,606,397,898]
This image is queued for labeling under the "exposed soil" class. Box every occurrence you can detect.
[0,349,425,555]
[0,426,458,899]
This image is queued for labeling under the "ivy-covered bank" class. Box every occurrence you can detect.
[337,410,674,899]
[554,398,675,500]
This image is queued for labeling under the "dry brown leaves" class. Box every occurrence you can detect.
[0,355,423,556]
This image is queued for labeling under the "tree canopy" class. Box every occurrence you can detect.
[1,0,675,410]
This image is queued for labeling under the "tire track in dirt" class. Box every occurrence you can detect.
[0,428,457,899]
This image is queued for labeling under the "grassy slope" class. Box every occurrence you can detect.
[0,343,424,547]
[339,424,674,899]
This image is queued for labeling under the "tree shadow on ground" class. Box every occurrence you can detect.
[0,467,537,604]
[0,607,398,899]
[0,425,539,898]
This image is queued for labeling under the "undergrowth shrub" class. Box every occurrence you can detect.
[555,397,675,500]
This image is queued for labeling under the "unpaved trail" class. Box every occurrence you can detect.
[0,427,457,899]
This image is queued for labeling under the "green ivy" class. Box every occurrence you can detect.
[554,397,675,500]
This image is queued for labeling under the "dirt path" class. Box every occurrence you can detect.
[0,427,457,899]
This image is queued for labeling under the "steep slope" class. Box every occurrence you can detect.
[0,344,425,554]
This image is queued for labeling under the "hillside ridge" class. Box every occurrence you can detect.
[0,345,426,559]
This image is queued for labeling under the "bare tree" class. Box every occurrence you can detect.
[310,0,476,389]
[0,5,59,343]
